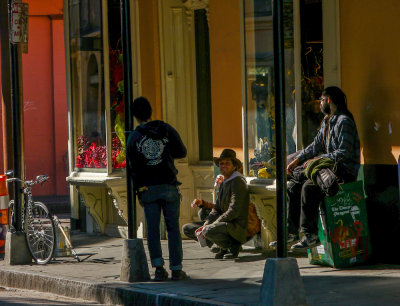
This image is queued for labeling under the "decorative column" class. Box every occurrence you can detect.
[182,0,209,27]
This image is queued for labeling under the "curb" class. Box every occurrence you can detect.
[0,268,235,305]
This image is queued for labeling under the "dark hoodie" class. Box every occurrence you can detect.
[126,120,187,189]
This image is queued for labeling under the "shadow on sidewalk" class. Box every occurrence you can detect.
[70,232,123,248]
[303,275,400,306]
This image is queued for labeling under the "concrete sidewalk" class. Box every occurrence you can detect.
[0,233,400,305]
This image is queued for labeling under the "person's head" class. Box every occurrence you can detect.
[320,86,354,121]
[131,96,152,122]
[213,149,242,179]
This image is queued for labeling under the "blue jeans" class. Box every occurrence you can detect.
[140,184,183,271]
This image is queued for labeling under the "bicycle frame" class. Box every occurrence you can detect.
[6,173,80,263]
[8,177,39,231]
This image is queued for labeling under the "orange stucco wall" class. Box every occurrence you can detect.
[27,0,63,15]
[52,19,68,195]
[209,0,243,150]
[340,0,400,165]
[20,0,67,195]
[138,0,162,120]
[23,17,55,195]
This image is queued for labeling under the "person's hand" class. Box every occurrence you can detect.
[191,199,203,208]
[286,158,299,175]
[214,175,224,188]
[196,225,204,233]
[202,225,210,234]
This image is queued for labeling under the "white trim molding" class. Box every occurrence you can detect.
[182,0,209,10]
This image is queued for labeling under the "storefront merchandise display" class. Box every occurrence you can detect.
[109,47,126,167]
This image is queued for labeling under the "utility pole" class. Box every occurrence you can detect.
[259,0,306,304]
[0,0,14,174]
[119,0,150,282]
[4,0,31,265]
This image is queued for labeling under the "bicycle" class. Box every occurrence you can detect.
[6,171,80,264]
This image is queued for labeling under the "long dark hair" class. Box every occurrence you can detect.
[322,86,355,122]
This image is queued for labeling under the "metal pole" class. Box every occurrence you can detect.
[8,0,22,232]
[273,0,287,258]
[121,0,136,239]
[0,0,14,174]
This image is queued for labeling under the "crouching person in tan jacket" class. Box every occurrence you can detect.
[201,149,250,259]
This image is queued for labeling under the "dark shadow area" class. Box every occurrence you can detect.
[102,273,400,306]
[363,163,400,264]
[34,195,71,215]
[360,71,400,265]
[70,232,123,248]
[52,252,96,263]
[302,275,400,306]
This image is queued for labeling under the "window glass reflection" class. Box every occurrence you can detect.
[69,0,107,169]
[244,0,295,179]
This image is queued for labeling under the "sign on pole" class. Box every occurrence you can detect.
[10,1,28,52]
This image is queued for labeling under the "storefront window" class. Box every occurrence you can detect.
[243,0,295,179]
[108,0,126,169]
[68,0,126,170]
[69,0,107,170]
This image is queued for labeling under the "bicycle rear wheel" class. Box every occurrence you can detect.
[24,201,56,264]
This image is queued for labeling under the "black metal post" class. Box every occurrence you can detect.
[121,0,136,239]
[8,0,22,232]
[273,0,287,258]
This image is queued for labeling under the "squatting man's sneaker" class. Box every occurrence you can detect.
[215,249,228,259]
[269,233,298,247]
[223,243,241,259]
[210,244,221,253]
[290,233,320,251]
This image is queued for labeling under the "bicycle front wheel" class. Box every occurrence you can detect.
[25,201,56,264]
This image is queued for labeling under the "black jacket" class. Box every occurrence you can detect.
[126,120,187,189]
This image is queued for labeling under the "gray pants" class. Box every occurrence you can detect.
[203,222,240,250]
[182,208,213,247]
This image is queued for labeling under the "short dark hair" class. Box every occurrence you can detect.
[131,96,152,122]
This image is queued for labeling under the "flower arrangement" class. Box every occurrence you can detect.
[75,135,126,169]
[74,47,127,169]
[112,135,126,168]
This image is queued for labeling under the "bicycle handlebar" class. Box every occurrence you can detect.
[6,175,49,187]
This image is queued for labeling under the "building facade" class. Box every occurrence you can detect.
[0,0,68,200]
[63,0,400,258]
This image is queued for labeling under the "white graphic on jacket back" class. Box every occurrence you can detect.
[137,135,169,165]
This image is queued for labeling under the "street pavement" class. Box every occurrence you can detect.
[0,233,400,305]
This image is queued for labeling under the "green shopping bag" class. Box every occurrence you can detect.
[308,181,372,268]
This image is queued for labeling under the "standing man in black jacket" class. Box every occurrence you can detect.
[126,97,188,281]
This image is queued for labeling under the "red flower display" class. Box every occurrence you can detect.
[75,47,127,169]
[75,135,125,169]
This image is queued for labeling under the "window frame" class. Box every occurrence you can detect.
[65,0,132,175]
